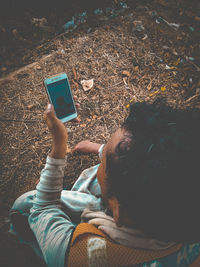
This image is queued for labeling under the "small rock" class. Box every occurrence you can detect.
[36,65,42,70]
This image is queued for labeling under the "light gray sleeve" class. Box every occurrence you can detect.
[98,144,105,161]
[29,156,75,267]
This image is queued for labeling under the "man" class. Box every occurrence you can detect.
[10,101,200,267]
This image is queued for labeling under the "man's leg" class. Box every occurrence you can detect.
[10,190,36,241]
[9,190,45,259]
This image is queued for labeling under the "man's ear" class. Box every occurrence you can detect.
[108,197,122,227]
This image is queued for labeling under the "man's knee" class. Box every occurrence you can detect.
[11,190,36,215]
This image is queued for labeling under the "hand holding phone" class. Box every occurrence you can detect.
[44,73,77,123]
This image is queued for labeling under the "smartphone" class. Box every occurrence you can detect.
[44,73,77,123]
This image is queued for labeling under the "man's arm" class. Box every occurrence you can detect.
[29,104,75,267]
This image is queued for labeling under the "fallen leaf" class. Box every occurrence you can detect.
[149,90,159,97]
[173,58,180,66]
[164,52,170,58]
[27,104,35,109]
[172,83,179,87]
[147,80,152,90]
[134,66,139,72]
[92,115,97,119]
[80,124,86,127]
[125,97,135,108]
[81,79,94,91]
[122,71,131,77]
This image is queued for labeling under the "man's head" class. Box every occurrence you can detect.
[97,101,200,243]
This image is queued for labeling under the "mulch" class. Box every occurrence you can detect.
[0,0,200,266]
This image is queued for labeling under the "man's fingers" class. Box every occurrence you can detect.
[45,104,54,115]
[75,103,80,110]
[44,104,54,120]
[74,95,80,110]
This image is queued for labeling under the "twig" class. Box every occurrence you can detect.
[185,94,200,103]
[0,119,38,123]
[72,67,78,81]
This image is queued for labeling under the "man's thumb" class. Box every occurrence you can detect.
[45,104,56,121]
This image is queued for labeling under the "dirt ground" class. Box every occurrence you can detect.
[0,0,200,266]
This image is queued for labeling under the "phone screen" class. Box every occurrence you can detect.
[47,79,76,119]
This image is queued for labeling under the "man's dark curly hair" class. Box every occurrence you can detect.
[106,101,200,243]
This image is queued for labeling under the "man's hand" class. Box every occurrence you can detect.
[44,104,68,159]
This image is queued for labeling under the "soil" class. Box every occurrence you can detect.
[0,0,200,266]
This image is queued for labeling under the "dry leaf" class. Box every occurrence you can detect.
[122,71,131,77]
[161,86,166,92]
[92,115,97,119]
[81,79,94,91]
[125,104,130,108]
[149,90,159,97]
[134,66,139,72]
[173,58,180,66]
[172,83,179,87]
[147,80,152,90]
[130,97,135,103]
[27,104,35,110]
